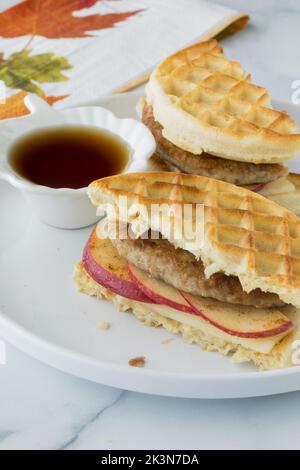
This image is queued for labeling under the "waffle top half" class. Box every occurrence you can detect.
[88,172,300,309]
[145,40,300,164]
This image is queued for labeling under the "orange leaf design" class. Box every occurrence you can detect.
[0,0,143,38]
[0,92,68,120]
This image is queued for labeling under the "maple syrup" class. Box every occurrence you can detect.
[9,125,130,189]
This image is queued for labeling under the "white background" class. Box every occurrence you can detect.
[1,0,300,450]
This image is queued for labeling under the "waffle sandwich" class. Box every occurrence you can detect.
[141,40,300,213]
[74,172,300,370]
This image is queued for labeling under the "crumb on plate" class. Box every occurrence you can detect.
[97,320,110,330]
[128,356,146,368]
[160,338,175,345]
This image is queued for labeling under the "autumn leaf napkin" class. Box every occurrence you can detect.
[0,0,248,118]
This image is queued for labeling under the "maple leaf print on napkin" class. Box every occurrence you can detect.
[0,0,144,118]
[0,49,72,95]
[0,0,143,38]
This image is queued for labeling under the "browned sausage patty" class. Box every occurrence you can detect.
[111,236,285,308]
[142,103,288,185]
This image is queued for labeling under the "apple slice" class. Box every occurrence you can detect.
[83,230,154,303]
[128,263,194,313]
[259,177,295,197]
[245,183,267,193]
[181,292,293,339]
[246,178,295,196]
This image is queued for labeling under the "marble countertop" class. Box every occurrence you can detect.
[2,343,300,450]
[1,0,300,450]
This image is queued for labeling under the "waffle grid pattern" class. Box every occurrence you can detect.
[159,40,296,137]
[147,40,300,162]
[89,173,300,306]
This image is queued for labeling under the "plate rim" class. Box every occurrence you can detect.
[1,92,300,399]
[1,284,300,399]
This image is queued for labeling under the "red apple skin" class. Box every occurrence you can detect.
[180,292,293,339]
[128,263,194,313]
[83,234,154,303]
[82,232,293,339]
[251,183,267,193]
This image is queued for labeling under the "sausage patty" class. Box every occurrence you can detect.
[142,103,288,185]
[111,236,285,308]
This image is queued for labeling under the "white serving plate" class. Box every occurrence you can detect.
[0,92,300,399]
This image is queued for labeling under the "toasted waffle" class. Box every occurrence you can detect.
[148,153,300,215]
[88,172,300,308]
[145,39,300,163]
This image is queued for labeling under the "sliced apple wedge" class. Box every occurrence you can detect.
[83,230,153,303]
[181,292,294,338]
[259,177,295,197]
[128,263,194,313]
[245,178,295,196]
[245,183,267,193]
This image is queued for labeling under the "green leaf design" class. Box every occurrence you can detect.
[0,49,72,95]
